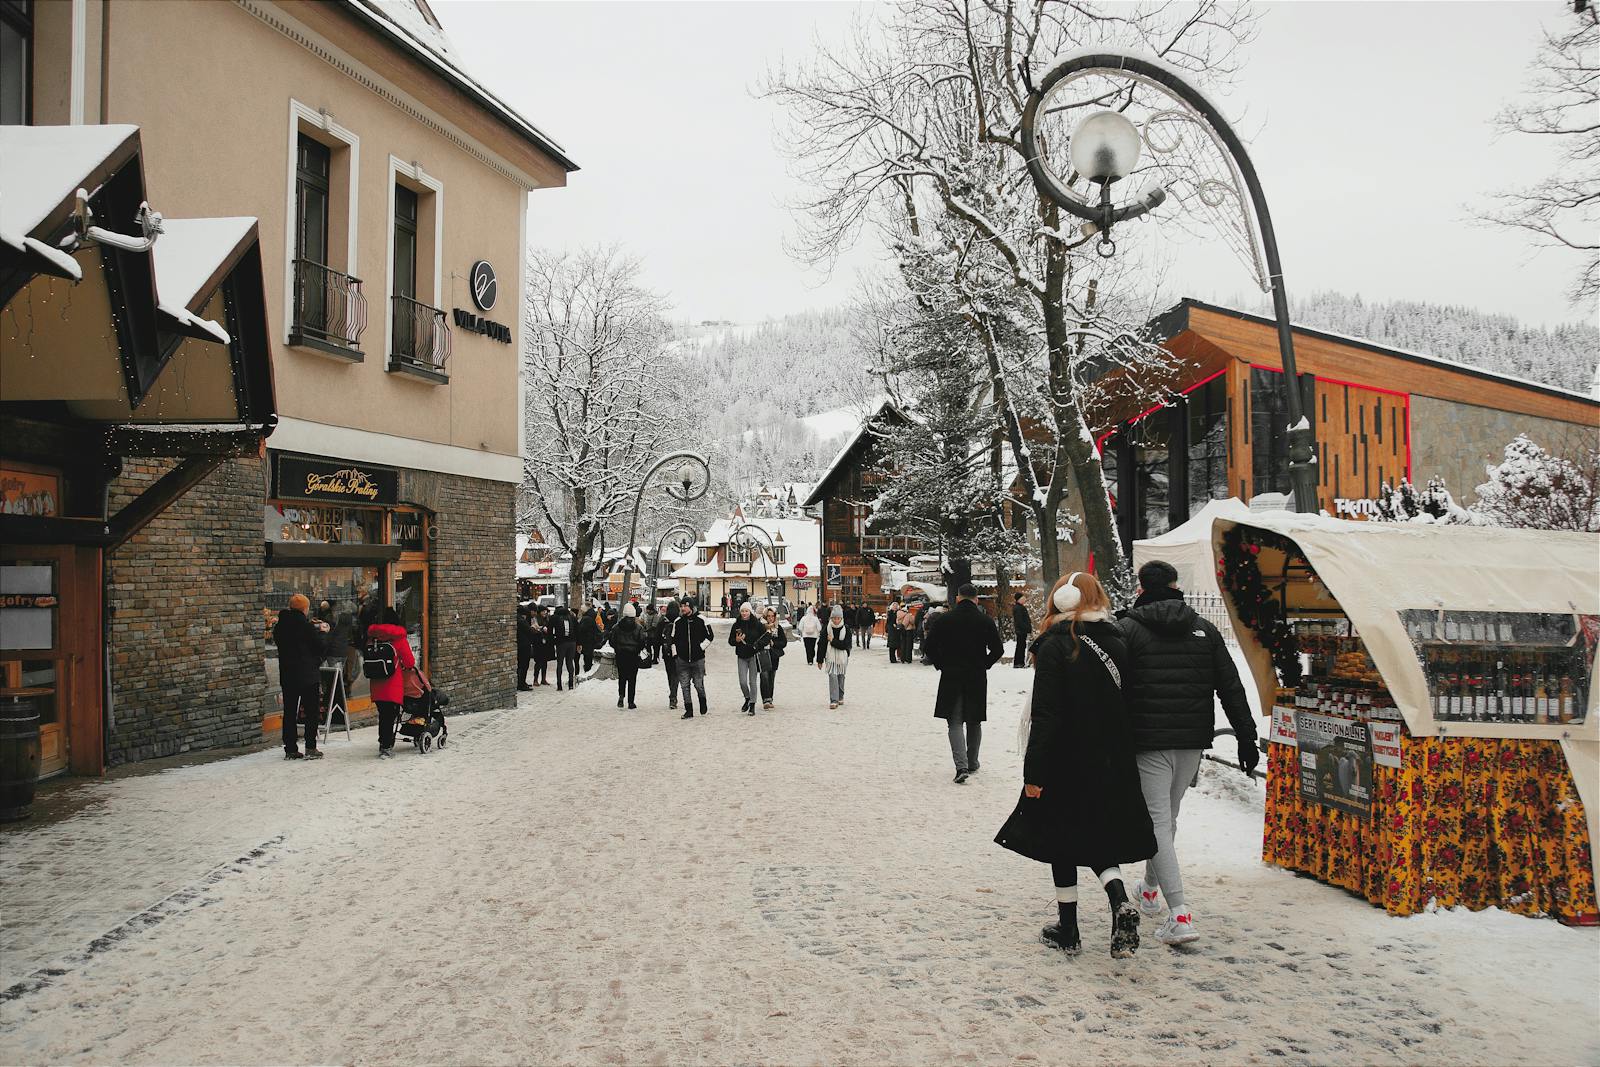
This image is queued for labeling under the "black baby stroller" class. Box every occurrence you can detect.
[399,666,450,754]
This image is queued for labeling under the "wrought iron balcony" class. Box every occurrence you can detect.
[289,259,367,358]
[389,294,452,383]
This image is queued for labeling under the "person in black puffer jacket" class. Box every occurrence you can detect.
[608,604,648,709]
[1115,559,1257,948]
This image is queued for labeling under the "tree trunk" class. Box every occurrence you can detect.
[569,523,596,608]
[1039,204,1129,602]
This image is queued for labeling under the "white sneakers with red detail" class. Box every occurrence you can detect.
[1133,878,1164,918]
[1154,909,1199,945]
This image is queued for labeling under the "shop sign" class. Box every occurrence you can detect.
[1293,710,1373,819]
[1333,498,1380,520]
[1269,705,1297,746]
[826,564,842,587]
[1369,720,1403,769]
[394,512,427,551]
[274,455,398,506]
[470,260,498,311]
[0,467,59,517]
[452,308,513,344]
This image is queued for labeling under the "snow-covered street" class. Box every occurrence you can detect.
[2,641,1596,1066]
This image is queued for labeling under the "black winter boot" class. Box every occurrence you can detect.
[1042,902,1081,955]
[1105,880,1141,959]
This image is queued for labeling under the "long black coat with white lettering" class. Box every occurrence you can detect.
[924,600,1004,723]
[1000,618,1156,867]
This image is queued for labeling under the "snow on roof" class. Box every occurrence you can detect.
[0,124,138,242]
[344,0,576,173]
[1174,299,1600,407]
[152,217,256,345]
[672,514,823,581]
[802,398,907,506]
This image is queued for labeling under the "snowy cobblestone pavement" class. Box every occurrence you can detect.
[2,641,1597,1065]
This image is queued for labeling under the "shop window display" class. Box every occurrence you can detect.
[264,566,382,705]
[1400,610,1594,726]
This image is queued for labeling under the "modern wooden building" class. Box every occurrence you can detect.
[1090,299,1599,561]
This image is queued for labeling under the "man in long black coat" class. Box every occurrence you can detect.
[1010,593,1032,668]
[922,584,1004,783]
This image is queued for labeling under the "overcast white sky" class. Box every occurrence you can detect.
[438,1,1591,329]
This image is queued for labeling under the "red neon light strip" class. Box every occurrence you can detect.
[1095,367,1229,453]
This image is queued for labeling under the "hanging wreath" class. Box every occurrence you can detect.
[1218,526,1304,687]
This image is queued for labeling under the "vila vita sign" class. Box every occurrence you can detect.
[274,455,399,506]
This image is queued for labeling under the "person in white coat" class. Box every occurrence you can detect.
[817,605,853,709]
[798,605,823,665]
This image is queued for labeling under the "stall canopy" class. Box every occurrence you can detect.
[1211,510,1600,891]
[1132,497,1251,594]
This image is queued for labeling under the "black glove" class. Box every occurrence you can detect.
[1238,737,1261,776]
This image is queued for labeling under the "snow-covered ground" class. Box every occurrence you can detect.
[2,643,1596,1065]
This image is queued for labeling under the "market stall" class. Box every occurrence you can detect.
[1211,512,1598,924]
[1131,497,1252,595]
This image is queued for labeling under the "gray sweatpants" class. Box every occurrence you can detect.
[1136,748,1205,910]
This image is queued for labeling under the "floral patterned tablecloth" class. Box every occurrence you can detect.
[1264,729,1597,923]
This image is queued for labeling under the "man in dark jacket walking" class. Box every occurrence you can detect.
[517,605,537,691]
[274,593,328,760]
[922,585,1004,783]
[670,599,715,718]
[855,603,875,648]
[1116,559,1258,947]
[1010,592,1032,668]
[576,602,605,672]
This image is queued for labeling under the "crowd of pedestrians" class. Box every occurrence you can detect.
[505,561,1260,963]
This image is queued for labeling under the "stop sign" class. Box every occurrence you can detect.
[792,562,810,578]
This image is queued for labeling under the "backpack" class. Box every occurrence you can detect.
[363,640,397,679]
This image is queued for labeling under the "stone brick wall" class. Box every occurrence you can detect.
[1410,397,1597,506]
[106,457,268,765]
[400,470,516,715]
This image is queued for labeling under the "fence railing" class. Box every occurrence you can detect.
[390,294,451,379]
[861,534,936,554]
[1188,592,1239,648]
[291,259,367,352]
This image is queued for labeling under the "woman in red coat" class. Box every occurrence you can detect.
[366,608,414,759]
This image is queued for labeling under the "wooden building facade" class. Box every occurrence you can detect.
[1096,300,1599,555]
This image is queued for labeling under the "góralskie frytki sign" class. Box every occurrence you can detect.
[273,455,398,506]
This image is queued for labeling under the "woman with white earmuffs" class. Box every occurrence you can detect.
[994,571,1157,960]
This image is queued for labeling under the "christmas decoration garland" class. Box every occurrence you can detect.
[1218,526,1303,687]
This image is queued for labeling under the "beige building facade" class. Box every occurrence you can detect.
[7,0,574,769]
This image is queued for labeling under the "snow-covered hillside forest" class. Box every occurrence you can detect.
[1236,290,1599,394]
[668,310,870,499]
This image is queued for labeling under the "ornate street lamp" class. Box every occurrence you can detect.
[729,522,780,604]
[649,521,700,602]
[1020,51,1319,513]
[617,452,710,606]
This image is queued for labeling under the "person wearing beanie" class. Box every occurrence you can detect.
[670,599,715,718]
[728,601,766,714]
[817,604,853,709]
[273,592,329,760]
[922,583,1004,783]
[577,601,606,673]
[607,602,647,709]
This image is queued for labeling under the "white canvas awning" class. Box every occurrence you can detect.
[1209,511,1600,890]
[1132,497,1251,595]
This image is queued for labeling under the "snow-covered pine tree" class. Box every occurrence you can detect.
[1471,433,1600,532]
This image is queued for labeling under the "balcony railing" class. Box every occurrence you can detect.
[289,259,367,357]
[389,294,452,383]
[860,534,936,554]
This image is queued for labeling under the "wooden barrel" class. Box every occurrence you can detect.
[0,697,41,822]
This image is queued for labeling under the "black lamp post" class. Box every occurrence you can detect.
[618,452,710,606]
[649,521,700,602]
[1020,51,1318,513]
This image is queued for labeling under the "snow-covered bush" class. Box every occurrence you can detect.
[1470,434,1600,532]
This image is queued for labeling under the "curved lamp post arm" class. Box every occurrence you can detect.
[649,521,700,601]
[618,451,710,606]
[1021,51,1317,513]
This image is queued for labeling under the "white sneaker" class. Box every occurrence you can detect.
[1154,910,1199,945]
[1133,879,1164,918]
